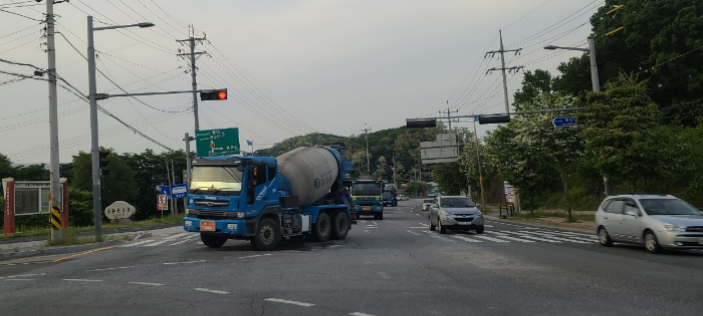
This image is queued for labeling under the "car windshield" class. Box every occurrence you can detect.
[441,198,475,208]
[190,166,243,196]
[352,183,381,195]
[640,198,701,216]
[423,199,433,203]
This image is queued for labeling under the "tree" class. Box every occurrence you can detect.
[406,181,431,198]
[552,56,592,98]
[372,156,388,180]
[513,69,554,108]
[581,72,661,190]
[431,162,467,196]
[71,149,138,211]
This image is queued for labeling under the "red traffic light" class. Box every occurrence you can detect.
[200,89,228,101]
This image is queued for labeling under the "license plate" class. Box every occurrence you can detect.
[363,206,371,211]
[201,221,216,231]
[459,222,472,225]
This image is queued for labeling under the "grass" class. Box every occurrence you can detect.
[0,214,185,241]
[514,210,595,223]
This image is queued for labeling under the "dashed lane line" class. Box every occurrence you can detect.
[130,282,163,286]
[264,298,315,307]
[168,239,192,246]
[422,231,456,242]
[237,254,272,259]
[406,230,421,236]
[4,279,34,281]
[163,260,206,265]
[350,312,377,316]
[472,235,510,242]
[508,232,563,243]
[6,273,45,278]
[143,240,172,247]
[63,279,103,282]
[519,231,591,243]
[86,266,133,272]
[194,288,229,295]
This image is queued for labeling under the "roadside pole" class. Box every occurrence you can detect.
[46,0,61,243]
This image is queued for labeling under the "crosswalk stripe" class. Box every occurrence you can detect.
[485,232,535,242]
[506,233,563,243]
[472,235,510,242]
[422,231,455,242]
[450,235,482,242]
[545,230,596,238]
[540,230,598,241]
[518,231,590,243]
[144,240,171,247]
[119,240,155,247]
[168,239,193,246]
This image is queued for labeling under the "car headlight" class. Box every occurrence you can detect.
[442,210,453,217]
[663,222,685,232]
[476,210,483,216]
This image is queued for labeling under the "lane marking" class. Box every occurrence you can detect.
[196,241,204,245]
[541,230,598,241]
[519,231,591,243]
[416,214,421,216]
[484,232,535,242]
[143,240,171,247]
[7,273,46,278]
[163,260,206,265]
[4,279,34,281]
[327,245,340,248]
[450,235,482,242]
[409,227,428,228]
[372,221,378,226]
[363,230,370,233]
[63,279,103,282]
[406,230,421,236]
[365,227,378,228]
[419,223,429,226]
[119,239,156,247]
[86,266,133,272]
[507,232,563,243]
[385,219,393,223]
[484,225,494,227]
[162,233,189,240]
[422,231,456,242]
[130,282,163,286]
[168,239,192,246]
[378,272,390,279]
[264,298,315,307]
[350,312,377,316]
[472,235,510,242]
[237,254,272,259]
[0,246,113,267]
[194,288,229,295]
[544,230,597,238]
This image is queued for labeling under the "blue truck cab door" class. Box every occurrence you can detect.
[246,162,279,215]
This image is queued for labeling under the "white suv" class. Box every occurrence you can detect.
[594,194,703,253]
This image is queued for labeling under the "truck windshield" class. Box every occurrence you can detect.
[352,183,381,196]
[383,191,393,198]
[190,166,243,196]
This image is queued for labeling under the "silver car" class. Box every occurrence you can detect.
[428,196,484,234]
[594,194,703,253]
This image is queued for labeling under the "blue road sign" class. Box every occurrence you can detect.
[160,184,189,199]
[552,116,577,128]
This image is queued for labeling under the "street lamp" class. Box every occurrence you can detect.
[544,38,610,195]
[87,16,154,241]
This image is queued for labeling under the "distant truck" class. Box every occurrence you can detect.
[351,175,384,219]
[182,144,356,251]
[382,185,397,207]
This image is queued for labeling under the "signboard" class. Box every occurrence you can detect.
[157,194,168,211]
[504,181,515,203]
[104,201,136,220]
[195,128,240,157]
[421,133,460,164]
[160,184,188,199]
[10,181,63,215]
[552,116,577,128]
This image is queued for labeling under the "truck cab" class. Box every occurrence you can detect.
[183,145,355,251]
[351,179,384,220]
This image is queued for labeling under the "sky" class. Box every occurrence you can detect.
[0,0,597,164]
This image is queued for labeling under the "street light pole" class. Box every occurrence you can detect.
[87,16,154,241]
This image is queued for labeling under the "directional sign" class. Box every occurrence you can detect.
[160,184,189,199]
[195,128,240,157]
[552,116,577,128]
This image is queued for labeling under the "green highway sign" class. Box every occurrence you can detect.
[195,128,241,157]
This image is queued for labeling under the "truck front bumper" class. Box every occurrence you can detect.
[356,204,383,215]
[183,216,247,236]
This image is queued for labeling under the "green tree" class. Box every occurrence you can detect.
[71,149,138,211]
[513,69,554,108]
[406,181,431,198]
[431,162,467,196]
[372,156,388,181]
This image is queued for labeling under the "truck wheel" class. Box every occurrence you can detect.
[378,213,384,220]
[311,212,331,242]
[200,233,227,248]
[331,211,350,240]
[250,217,280,251]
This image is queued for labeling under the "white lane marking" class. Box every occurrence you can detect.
[419,223,429,226]
[365,226,378,228]
[416,214,421,216]
[422,231,456,242]
[371,221,378,226]
[484,225,494,227]
[160,233,188,241]
[363,230,370,233]
[472,235,510,242]
[507,232,563,242]
[264,298,315,307]
[237,254,272,259]
[406,230,421,236]
[541,230,599,241]
[360,220,367,223]
[143,240,171,247]
[119,239,155,247]
[195,288,229,295]
[409,227,428,228]
[168,239,192,246]
[519,231,591,243]
[163,260,206,265]
[63,279,103,282]
[545,230,598,238]
[350,312,377,316]
[196,241,204,245]
[378,272,391,279]
[385,219,392,223]
[450,235,482,242]
[130,282,163,286]
[484,232,535,242]
[86,266,133,272]
[4,279,34,281]
[327,245,340,248]
[7,273,46,278]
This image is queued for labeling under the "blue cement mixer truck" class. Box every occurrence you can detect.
[182,144,356,251]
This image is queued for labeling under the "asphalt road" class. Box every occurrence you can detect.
[2,200,703,316]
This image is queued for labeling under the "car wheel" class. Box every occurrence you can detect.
[644,231,662,254]
[598,227,613,247]
[438,220,447,234]
[429,216,436,231]
[475,226,484,234]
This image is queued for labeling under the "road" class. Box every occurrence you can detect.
[2,200,702,316]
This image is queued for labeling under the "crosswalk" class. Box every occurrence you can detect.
[414,229,599,244]
[119,233,201,248]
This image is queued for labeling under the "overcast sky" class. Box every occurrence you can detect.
[0,0,597,164]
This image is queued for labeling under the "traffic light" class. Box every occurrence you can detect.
[406,118,437,129]
[99,151,110,177]
[200,89,228,101]
[478,114,511,125]
[406,178,410,182]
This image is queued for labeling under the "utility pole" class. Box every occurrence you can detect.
[472,116,486,208]
[166,162,174,216]
[486,30,524,213]
[392,153,396,189]
[45,0,61,243]
[171,160,177,215]
[363,123,371,173]
[184,133,194,186]
[587,38,609,196]
[177,25,206,132]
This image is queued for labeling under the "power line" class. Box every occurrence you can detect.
[149,0,187,29]
[135,0,187,36]
[508,0,602,48]
[504,0,554,30]
[0,22,41,40]
[0,7,43,21]
[107,0,178,40]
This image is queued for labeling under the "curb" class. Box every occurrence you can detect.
[484,213,594,233]
[0,224,180,245]
[0,239,122,261]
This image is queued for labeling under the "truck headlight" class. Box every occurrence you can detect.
[236,212,245,218]
[227,224,238,230]
[184,221,193,227]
